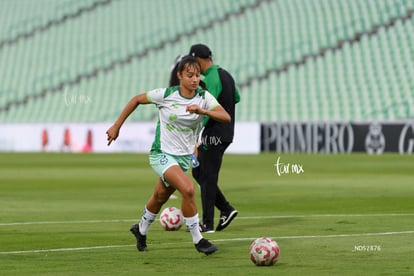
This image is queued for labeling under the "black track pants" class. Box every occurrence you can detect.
[192,142,233,229]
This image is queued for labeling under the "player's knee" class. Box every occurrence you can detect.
[154,190,170,204]
[179,184,194,199]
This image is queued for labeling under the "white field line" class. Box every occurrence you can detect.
[0,219,137,226]
[1,230,414,255]
[1,213,414,227]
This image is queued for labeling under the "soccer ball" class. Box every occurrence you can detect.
[159,207,183,231]
[249,237,280,266]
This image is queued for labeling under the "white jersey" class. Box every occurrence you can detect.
[147,86,220,155]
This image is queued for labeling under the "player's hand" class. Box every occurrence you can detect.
[106,125,120,146]
[186,104,205,115]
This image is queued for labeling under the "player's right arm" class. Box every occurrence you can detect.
[106,93,149,146]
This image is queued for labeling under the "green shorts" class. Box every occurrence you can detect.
[149,151,191,187]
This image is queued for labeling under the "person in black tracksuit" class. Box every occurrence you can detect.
[189,44,241,232]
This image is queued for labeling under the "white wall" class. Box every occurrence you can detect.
[0,122,260,154]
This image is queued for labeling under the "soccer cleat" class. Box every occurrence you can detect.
[195,238,218,255]
[216,209,238,231]
[130,224,148,252]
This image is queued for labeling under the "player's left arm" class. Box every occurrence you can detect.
[186,104,230,123]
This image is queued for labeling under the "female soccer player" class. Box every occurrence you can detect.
[106,55,230,255]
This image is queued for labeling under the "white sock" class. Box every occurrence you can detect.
[185,213,203,244]
[138,206,157,235]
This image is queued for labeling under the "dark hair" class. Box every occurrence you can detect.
[169,55,206,89]
[169,63,180,86]
[169,55,183,86]
[176,55,200,73]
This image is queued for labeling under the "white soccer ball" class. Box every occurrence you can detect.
[159,207,183,231]
[249,237,280,266]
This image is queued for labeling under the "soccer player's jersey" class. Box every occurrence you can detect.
[147,86,220,155]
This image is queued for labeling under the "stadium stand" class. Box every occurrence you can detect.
[0,0,413,123]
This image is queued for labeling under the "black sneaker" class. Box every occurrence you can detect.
[216,209,238,231]
[199,223,215,233]
[130,224,148,252]
[195,238,218,255]
[186,223,215,233]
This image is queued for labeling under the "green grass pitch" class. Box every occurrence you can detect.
[0,153,413,275]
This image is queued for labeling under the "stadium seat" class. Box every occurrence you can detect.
[0,0,413,122]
